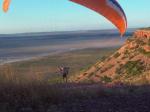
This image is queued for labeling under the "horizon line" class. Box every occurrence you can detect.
[0,27,137,35]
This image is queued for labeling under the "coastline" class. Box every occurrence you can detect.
[0,49,70,65]
[0,29,133,65]
[0,46,120,66]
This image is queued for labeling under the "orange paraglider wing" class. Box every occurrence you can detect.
[3,0,11,12]
[70,0,127,36]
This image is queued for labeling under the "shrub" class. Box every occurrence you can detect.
[116,65,124,75]
[113,52,121,58]
[124,61,143,76]
[138,48,150,57]
[148,39,150,46]
[101,56,107,61]
[101,76,112,83]
[136,39,145,45]
[124,50,130,56]
[138,48,145,53]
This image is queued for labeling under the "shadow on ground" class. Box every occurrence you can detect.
[0,82,150,112]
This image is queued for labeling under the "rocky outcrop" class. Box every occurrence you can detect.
[134,30,150,39]
[143,45,150,52]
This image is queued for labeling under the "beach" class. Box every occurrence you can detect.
[0,29,133,65]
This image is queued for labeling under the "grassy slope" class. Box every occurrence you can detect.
[1,45,150,112]
[0,47,117,84]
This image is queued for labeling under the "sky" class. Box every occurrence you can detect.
[0,0,150,34]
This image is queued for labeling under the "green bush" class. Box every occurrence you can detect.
[138,48,150,57]
[124,61,143,76]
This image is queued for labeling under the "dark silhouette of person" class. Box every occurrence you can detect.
[58,66,70,83]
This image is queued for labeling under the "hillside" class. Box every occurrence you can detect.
[74,29,150,85]
[1,30,150,112]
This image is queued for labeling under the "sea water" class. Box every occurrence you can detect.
[0,29,134,64]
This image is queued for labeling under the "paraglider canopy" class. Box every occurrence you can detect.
[3,0,11,12]
[70,0,127,36]
[2,0,127,35]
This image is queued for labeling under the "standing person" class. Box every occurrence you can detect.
[58,66,70,83]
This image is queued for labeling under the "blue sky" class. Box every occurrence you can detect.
[0,0,150,34]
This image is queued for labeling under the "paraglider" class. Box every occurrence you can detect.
[70,0,127,36]
[3,0,11,12]
[2,0,127,35]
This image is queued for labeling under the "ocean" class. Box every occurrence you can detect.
[0,29,134,64]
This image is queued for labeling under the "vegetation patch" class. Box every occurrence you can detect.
[136,39,145,45]
[101,56,107,61]
[148,39,150,46]
[124,61,144,76]
[138,48,150,57]
[101,76,112,83]
[116,60,144,77]
[116,67,123,75]
[124,50,131,57]
[113,52,121,58]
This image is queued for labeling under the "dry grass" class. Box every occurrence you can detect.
[0,48,116,84]
[0,64,46,85]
